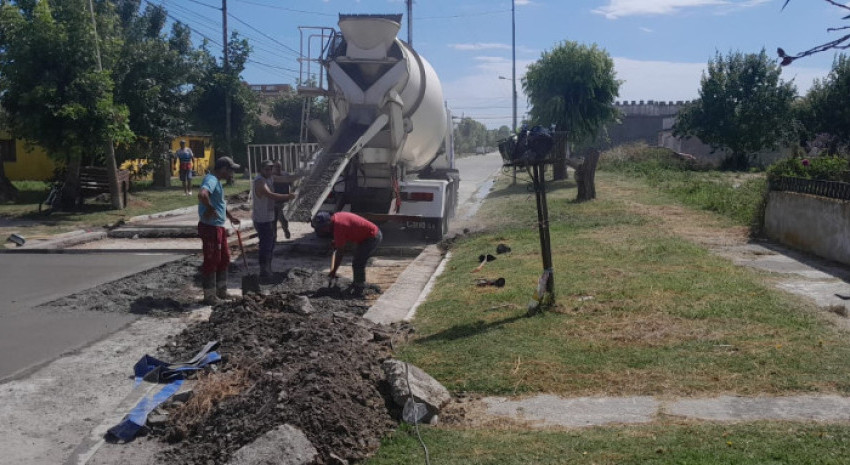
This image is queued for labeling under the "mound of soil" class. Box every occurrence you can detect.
[152,272,400,464]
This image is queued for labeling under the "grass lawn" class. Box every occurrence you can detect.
[399,170,849,396]
[0,177,251,240]
[368,422,850,464]
[380,165,850,463]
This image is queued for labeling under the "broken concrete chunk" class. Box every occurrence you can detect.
[382,359,451,423]
[226,424,318,465]
[289,295,315,315]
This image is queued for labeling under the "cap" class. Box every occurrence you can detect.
[262,159,275,168]
[179,140,186,144]
[214,156,240,171]
[311,211,332,230]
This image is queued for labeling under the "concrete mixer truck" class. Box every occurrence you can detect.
[289,14,459,240]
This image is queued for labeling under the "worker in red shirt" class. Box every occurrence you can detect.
[311,211,382,293]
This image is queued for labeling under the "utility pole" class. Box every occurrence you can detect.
[406,0,413,45]
[511,0,518,184]
[223,0,232,157]
[88,0,123,209]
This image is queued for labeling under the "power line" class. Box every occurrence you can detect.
[182,0,218,10]
[164,0,299,69]
[418,9,511,20]
[144,0,222,47]
[227,12,300,56]
[232,0,337,17]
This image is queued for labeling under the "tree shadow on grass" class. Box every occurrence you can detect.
[485,175,575,200]
[414,314,527,344]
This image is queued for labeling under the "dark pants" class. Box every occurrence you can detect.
[255,221,276,266]
[198,222,230,276]
[353,230,382,284]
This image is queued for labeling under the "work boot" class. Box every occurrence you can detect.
[259,258,272,281]
[216,270,230,300]
[202,274,218,305]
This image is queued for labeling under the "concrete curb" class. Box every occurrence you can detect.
[0,230,107,253]
[364,244,445,325]
[126,205,196,223]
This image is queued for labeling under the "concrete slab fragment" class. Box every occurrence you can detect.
[484,395,659,427]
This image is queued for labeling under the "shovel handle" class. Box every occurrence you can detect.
[234,224,249,269]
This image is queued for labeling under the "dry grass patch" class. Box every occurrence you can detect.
[170,366,252,437]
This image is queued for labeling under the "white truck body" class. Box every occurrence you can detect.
[299,14,459,239]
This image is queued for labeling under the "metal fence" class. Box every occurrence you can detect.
[769,176,850,201]
[246,143,320,179]
[245,143,321,201]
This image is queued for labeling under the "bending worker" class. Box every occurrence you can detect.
[197,156,241,305]
[253,160,295,280]
[311,211,382,293]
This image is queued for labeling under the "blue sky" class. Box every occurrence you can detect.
[158,0,844,128]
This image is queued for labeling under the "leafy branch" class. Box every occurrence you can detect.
[778,0,850,65]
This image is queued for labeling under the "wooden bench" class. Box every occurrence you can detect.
[78,166,131,207]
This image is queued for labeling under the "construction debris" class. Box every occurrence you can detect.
[142,270,427,465]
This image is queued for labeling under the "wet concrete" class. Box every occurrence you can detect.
[0,253,182,381]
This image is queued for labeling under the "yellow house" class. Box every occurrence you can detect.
[0,132,56,181]
[1,132,214,181]
[121,135,215,180]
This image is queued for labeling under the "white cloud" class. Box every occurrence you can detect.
[441,55,828,128]
[614,57,828,102]
[450,43,512,51]
[449,43,539,55]
[593,0,769,19]
[640,26,654,32]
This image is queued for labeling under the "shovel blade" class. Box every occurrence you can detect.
[242,274,261,295]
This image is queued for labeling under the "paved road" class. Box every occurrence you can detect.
[452,152,504,228]
[0,253,182,381]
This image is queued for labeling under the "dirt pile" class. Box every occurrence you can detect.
[152,273,400,464]
[41,257,202,315]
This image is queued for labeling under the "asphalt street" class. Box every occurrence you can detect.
[0,152,505,384]
[0,253,182,381]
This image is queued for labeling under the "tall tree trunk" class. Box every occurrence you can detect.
[574,148,600,202]
[104,141,123,209]
[565,148,601,203]
[552,131,569,180]
[60,157,81,210]
[152,142,172,188]
[0,151,18,202]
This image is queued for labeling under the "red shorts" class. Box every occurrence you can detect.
[198,222,230,275]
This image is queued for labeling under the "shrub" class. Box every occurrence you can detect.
[767,155,849,183]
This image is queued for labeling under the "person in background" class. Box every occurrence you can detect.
[311,211,382,294]
[272,161,292,240]
[175,140,195,196]
[197,156,241,304]
[253,160,296,280]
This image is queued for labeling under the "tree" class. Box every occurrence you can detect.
[673,49,797,170]
[112,1,205,187]
[796,54,850,152]
[453,117,489,154]
[253,89,328,144]
[777,0,850,65]
[0,0,132,209]
[522,41,620,200]
[191,32,258,164]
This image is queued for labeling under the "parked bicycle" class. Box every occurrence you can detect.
[39,181,63,214]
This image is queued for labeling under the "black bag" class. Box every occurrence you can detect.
[501,126,553,165]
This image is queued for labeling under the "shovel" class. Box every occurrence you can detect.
[472,254,496,273]
[327,249,339,287]
[234,224,261,295]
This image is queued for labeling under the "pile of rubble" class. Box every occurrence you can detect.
[145,269,450,464]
